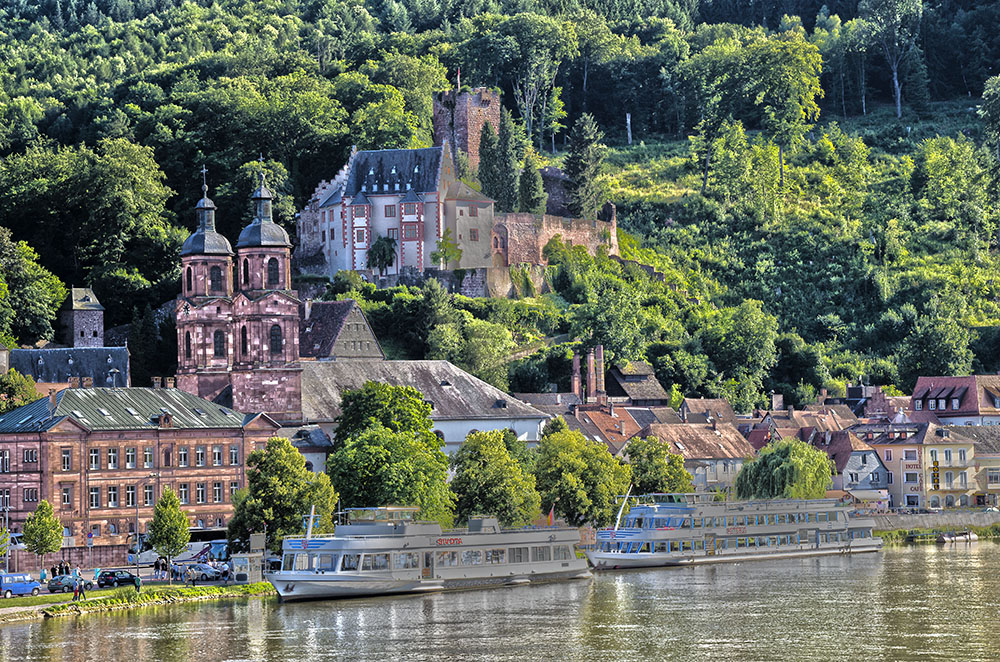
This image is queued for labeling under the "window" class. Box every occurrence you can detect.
[230,446,239,466]
[469,205,478,217]
[929,399,937,410]
[403,203,416,215]
[384,205,396,217]
[904,450,918,461]
[62,486,72,506]
[178,483,189,504]
[23,488,38,502]
[89,449,100,470]
[321,230,326,242]
[0,451,7,473]
[486,549,506,564]
[355,228,365,244]
[209,266,222,292]
[884,449,892,462]
[945,471,954,488]
[143,447,153,469]
[352,205,366,218]
[871,471,880,483]
[213,330,225,358]
[126,485,136,507]
[242,258,250,286]
[403,225,418,240]
[267,258,279,287]
[230,481,240,498]
[213,482,223,503]
[240,326,248,356]
[107,486,119,508]
[213,446,222,466]
[0,489,8,509]
[915,400,923,411]
[944,449,952,463]
[178,446,189,467]
[848,472,859,482]
[195,446,206,467]
[469,228,479,241]
[387,228,399,241]
[860,454,867,465]
[125,447,136,469]
[959,449,967,463]
[904,472,919,484]
[185,331,192,359]
[888,471,893,484]
[144,485,154,507]
[186,267,192,292]
[270,325,282,355]
[462,550,483,565]
[196,483,206,504]
[508,547,528,563]
[23,449,37,463]
[952,398,960,410]
[959,471,967,487]
[938,399,946,410]
[930,449,938,462]
[107,448,119,470]
[988,469,1000,485]
[531,546,551,562]
[90,487,100,508]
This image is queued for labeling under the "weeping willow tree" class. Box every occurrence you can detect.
[734,438,833,500]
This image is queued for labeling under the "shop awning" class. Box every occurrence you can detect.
[847,489,890,502]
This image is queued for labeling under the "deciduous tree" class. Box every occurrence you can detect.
[735,438,833,499]
[624,437,694,494]
[450,430,540,526]
[366,236,397,276]
[860,0,923,119]
[0,369,38,414]
[148,487,190,583]
[23,500,62,570]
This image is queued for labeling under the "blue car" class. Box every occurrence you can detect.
[0,573,41,598]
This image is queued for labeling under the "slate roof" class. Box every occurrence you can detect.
[345,147,443,197]
[445,180,492,202]
[631,423,756,461]
[809,430,874,473]
[616,361,655,377]
[63,288,104,311]
[10,348,130,387]
[625,406,681,429]
[318,186,343,208]
[680,398,737,424]
[607,363,669,402]
[848,421,975,446]
[299,300,355,358]
[278,424,334,450]
[0,387,259,434]
[941,425,1000,455]
[236,218,292,248]
[300,360,547,422]
[911,375,1000,417]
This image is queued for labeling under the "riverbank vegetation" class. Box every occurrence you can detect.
[41,583,276,618]
[876,524,1000,545]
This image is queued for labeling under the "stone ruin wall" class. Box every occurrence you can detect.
[494,213,619,266]
[433,88,501,171]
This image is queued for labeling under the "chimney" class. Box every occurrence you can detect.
[712,418,717,431]
[48,389,58,416]
[68,376,80,389]
[570,403,579,418]
[586,349,597,404]
[305,298,313,320]
[151,376,161,389]
[571,352,582,400]
[555,393,561,405]
[680,405,687,423]
[609,402,615,417]
[595,344,606,403]
[771,393,784,411]
[165,377,175,389]
[787,405,793,415]
[82,376,93,388]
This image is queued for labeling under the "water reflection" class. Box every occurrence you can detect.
[2,544,999,662]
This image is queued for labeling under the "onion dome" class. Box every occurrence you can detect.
[236,169,292,248]
[180,179,233,256]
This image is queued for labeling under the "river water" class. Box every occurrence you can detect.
[2,543,998,662]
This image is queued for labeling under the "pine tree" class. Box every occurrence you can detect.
[564,113,607,219]
[517,150,547,215]
[494,109,520,213]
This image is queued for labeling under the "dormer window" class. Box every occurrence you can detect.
[938,399,946,410]
[929,399,937,410]
[952,398,960,410]
[915,400,923,411]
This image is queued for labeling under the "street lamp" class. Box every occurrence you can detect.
[135,472,160,578]
[2,506,9,573]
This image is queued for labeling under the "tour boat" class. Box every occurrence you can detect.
[586,493,882,570]
[266,506,591,601]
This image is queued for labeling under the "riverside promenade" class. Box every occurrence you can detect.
[871,510,1000,531]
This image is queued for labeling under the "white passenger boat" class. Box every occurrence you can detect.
[586,493,882,570]
[266,506,591,601]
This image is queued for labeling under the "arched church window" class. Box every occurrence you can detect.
[242,258,249,286]
[185,331,192,359]
[186,267,192,292]
[213,330,225,358]
[209,266,223,292]
[269,324,282,355]
[241,326,248,356]
[267,258,279,288]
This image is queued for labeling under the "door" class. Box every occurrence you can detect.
[704,534,715,556]
[422,552,434,579]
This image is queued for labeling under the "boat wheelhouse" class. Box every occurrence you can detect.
[586,493,882,570]
[267,506,591,601]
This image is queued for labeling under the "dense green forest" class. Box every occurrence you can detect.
[1,0,1000,410]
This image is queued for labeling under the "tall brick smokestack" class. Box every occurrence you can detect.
[595,344,606,404]
[587,349,597,404]
[571,352,582,400]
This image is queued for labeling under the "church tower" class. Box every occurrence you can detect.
[230,170,303,421]
[175,174,235,402]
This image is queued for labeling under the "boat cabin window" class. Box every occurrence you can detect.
[282,554,295,571]
[294,554,310,571]
[436,551,459,567]
[316,554,338,571]
[393,552,420,569]
[486,549,506,564]
[361,553,390,571]
[508,547,528,563]
[554,546,573,560]
[341,554,360,571]
[531,546,552,562]
[462,550,483,565]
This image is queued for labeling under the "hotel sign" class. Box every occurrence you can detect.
[904,463,921,470]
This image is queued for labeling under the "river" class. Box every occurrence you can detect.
[2,543,998,662]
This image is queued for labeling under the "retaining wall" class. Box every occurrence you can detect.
[871,512,1000,530]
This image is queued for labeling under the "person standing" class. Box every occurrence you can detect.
[73,580,80,602]
[152,558,160,580]
[134,575,142,593]
[50,565,57,578]
[40,568,47,583]
[74,566,81,579]
[78,579,87,600]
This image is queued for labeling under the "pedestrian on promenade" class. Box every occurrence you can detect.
[134,575,142,593]
[93,568,101,583]
[152,558,160,579]
[40,568,46,583]
[74,566,81,579]
[78,580,87,600]
[50,565,57,578]
[186,566,196,587]
[73,581,80,602]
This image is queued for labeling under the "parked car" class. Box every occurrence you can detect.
[96,570,138,588]
[188,563,221,581]
[47,575,93,593]
[8,533,25,551]
[0,573,41,598]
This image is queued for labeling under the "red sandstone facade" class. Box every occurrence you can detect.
[433,88,501,170]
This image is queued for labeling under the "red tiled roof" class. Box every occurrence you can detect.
[910,375,1000,417]
[634,423,755,460]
